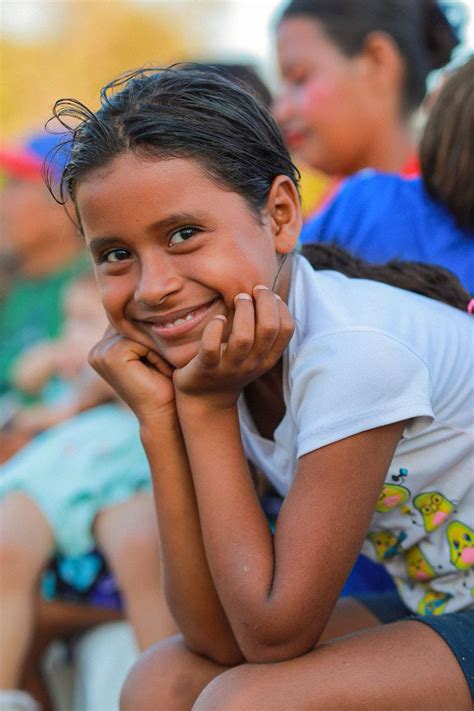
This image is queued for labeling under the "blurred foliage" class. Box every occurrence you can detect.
[1,0,208,139]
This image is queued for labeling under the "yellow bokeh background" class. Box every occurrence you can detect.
[0,1,215,140]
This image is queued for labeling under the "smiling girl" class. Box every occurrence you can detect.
[50,66,473,710]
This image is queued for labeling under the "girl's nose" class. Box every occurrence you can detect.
[135,257,182,307]
[272,92,292,126]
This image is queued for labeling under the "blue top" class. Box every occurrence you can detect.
[300,172,474,295]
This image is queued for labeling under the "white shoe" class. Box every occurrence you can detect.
[0,690,40,711]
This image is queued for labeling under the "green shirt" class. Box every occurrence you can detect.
[0,254,89,397]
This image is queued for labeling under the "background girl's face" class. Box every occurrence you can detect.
[274,17,374,175]
[76,152,281,368]
[63,279,107,342]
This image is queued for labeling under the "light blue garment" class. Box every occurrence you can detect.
[0,404,151,556]
[300,172,474,294]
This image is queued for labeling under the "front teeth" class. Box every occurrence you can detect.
[163,313,195,329]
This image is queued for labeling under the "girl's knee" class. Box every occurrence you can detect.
[0,496,52,585]
[193,665,260,711]
[120,635,204,711]
[97,498,159,572]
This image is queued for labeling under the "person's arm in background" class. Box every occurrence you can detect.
[11,340,67,395]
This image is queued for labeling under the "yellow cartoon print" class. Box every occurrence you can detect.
[447,521,474,570]
[367,530,407,562]
[405,545,435,582]
[413,492,454,532]
[375,484,410,513]
[417,588,452,616]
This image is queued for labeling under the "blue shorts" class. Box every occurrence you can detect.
[358,591,474,697]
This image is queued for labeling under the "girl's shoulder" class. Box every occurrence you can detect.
[289,254,473,366]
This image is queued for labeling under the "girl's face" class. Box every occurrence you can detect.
[63,280,107,343]
[76,153,289,368]
[274,17,376,175]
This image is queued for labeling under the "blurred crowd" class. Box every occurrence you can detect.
[0,1,472,709]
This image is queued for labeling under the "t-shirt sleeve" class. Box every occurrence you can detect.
[290,330,434,457]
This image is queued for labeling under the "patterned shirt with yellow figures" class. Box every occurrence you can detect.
[238,255,474,615]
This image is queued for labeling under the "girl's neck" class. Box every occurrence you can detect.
[243,252,294,439]
[244,359,285,441]
[357,118,417,175]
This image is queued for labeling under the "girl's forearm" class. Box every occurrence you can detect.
[177,399,281,658]
[139,412,243,665]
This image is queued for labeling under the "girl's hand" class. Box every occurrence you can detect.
[88,326,176,421]
[174,285,294,410]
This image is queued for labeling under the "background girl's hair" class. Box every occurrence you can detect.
[278,0,458,111]
[302,243,472,311]
[421,56,474,232]
[47,64,299,217]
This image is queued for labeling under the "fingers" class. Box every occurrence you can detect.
[252,285,281,354]
[226,293,255,363]
[225,285,293,368]
[198,315,227,368]
[264,292,295,362]
[142,348,174,377]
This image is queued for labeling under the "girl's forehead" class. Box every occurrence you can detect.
[78,152,211,192]
[77,154,222,214]
[76,152,254,238]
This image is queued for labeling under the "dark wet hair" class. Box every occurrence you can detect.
[49,64,470,311]
[49,64,298,218]
[421,56,474,231]
[197,63,272,108]
[278,0,458,111]
[302,243,471,311]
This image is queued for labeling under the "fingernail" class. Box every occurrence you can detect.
[275,294,282,301]
[235,293,252,301]
[254,284,269,291]
[214,315,227,321]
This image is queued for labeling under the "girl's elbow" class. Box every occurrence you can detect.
[239,625,321,664]
[242,638,317,664]
[185,638,245,668]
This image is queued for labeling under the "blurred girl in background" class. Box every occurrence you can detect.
[274,0,458,209]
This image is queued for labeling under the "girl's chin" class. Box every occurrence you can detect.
[160,341,201,369]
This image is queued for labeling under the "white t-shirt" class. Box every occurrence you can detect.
[238,254,474,614]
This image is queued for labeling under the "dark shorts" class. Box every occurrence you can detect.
[358,591,474,697]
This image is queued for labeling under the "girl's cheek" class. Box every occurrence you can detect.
[301,77,339,115]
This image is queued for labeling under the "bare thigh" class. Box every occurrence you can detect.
[0,491,54,576]
[93,491,158,571]
[194,620,472,711]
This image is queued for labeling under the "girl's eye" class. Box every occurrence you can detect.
[102,248,131,263]
[288,68,309,87]
[169,227,199,246]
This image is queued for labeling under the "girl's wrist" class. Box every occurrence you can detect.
[175,390,240,418]
[139,404,180,443]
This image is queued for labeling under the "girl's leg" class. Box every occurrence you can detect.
[120,635,232,711]
[194,620,472,711]
[119,597,383,711]
[94,492,177,650]
[0,492,54,687]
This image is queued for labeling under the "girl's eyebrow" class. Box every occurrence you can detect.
[88,212,210,251]
[88,235,120,252]
[146,212,209,234]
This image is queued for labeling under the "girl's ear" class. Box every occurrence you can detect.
[358,31,404,101]
[266,175,302,254]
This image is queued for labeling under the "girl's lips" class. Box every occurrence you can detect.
[144,298,223,340]
[285,129,307,149]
